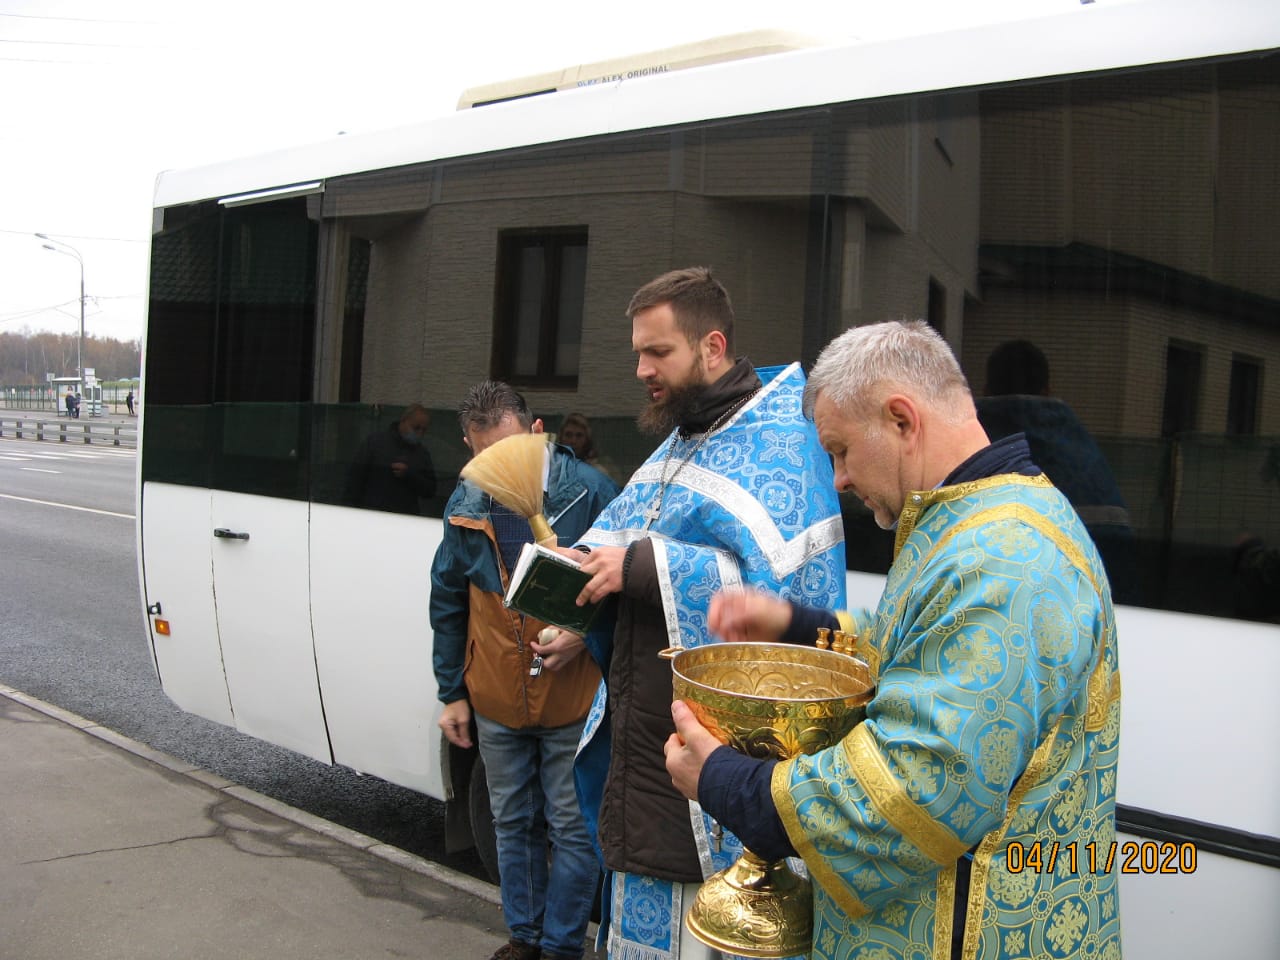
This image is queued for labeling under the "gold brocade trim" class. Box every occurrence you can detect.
[927,503,1099,595]
[843,724,969,865]
[933,864,957,960]
[892,474,1054,559]
[1086,662,1122,732]
[855,636,881,680]
[960,718,1063,960]
[770,757,871,920]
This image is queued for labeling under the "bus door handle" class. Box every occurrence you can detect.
[213,528,251,542]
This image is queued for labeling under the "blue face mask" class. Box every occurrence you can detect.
[400,429,422,446]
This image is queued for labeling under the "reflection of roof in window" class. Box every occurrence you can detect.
[979,242,1279,328]
[149,205,316,305]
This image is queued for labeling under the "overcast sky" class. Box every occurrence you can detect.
[0,0,1111,350]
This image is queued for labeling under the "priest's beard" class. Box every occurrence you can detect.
[638,374,711,437]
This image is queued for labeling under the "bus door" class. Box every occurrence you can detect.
[210,488,331,764]
[142,482,234,727]
[200,194,329,762]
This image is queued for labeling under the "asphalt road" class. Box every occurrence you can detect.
[0,433,489,882]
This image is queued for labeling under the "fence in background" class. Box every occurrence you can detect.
[0,415,137,448]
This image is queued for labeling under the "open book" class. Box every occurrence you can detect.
[503,542,605,635]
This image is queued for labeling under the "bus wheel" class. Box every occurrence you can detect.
[468,756,500,885]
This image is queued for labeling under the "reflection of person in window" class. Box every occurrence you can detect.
[343,403,437,514]
[976,339,1135,601]
[558,411,620,484]
[1232,534,1280,622]
[557,412,596,463]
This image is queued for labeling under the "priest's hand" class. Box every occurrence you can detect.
[574,545,627,604]
[665,700,722,801]
[708,588,793,643]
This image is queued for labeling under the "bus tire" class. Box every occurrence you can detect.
[468,756,500,885]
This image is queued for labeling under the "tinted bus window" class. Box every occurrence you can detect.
[142,200,218,488]
[143,197,318,499]
[149,52,1280,622]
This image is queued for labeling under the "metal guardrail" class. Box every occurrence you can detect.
[0,416,137,448]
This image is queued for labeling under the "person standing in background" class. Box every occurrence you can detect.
[343,403,437,514]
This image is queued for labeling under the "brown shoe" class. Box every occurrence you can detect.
[489,941,541,960]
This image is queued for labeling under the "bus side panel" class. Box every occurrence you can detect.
[210,491,332,764]
[1118,843,1280,955]
[1115,607,1280,839]
[141,481,233,726]
[309,504,447,799]
[849,571,1280,843]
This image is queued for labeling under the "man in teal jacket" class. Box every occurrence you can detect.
[431,380,619,960]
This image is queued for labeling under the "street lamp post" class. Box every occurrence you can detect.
[35,233,85,409]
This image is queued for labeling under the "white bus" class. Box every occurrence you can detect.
[138,0,1279,953]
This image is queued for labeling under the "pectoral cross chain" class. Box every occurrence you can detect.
[640,388,759,532]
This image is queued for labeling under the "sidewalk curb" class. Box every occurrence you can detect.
[0,682,501,909]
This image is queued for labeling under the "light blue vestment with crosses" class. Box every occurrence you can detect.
[775,474,1123,960]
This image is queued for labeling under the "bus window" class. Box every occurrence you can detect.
[144,196,318,501]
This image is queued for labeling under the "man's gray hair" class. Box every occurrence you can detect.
[804,320,973,422]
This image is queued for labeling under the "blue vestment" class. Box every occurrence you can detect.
[575,362,847,960]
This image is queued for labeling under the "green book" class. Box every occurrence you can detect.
[503,542,604,635]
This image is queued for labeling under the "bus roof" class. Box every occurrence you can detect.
[454,29,825,109]
[152,0,1280,212]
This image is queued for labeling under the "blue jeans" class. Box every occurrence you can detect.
[475,712,599,957]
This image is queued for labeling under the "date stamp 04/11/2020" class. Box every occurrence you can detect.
[1005,840,1199,875]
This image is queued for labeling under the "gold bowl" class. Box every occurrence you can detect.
[665,642,873,958]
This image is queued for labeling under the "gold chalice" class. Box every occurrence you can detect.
[664,642,873,958]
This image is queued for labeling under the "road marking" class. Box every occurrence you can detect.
[21,467,61,474]
[0,455,32,461]
[0,440,133,454]
[0,438,136,457]
[0,445,135,460]
[0,492,134,519]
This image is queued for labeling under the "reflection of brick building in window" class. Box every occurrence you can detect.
[976,339,1136,602]
[309,53,1279,613]
[329,102,983,421]
[493,228,588,387]
[959,63,1280,611]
